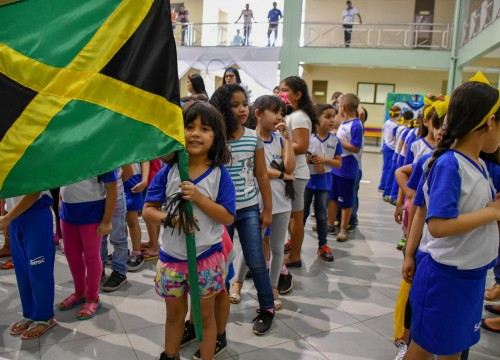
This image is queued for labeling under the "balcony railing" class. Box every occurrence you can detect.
[171,21,453,50]
[302,22,452,50]
[172,22,283,47]
[460,0,500,47]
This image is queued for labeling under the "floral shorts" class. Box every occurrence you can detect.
[154,251,225,299]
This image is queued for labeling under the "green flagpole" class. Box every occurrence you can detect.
[177,148,203,342]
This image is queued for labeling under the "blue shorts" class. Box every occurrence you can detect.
[410,255,489,355]
[125,190,144,212]
[329,174,354,208]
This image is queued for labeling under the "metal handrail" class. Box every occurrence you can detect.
[301,22,452,49]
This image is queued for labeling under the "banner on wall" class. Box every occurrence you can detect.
[384,93,425,121]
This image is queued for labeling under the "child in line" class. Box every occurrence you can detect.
[280,76,317,270]
[379,106,400,195]
[254,95,296,308]
[58,172,117,320]
[1,191,56,339]
[141,159,163,261]
[125,162,150,271]
[304,104,342,261]
[404,78,500,359]
[328,94,363,242]
[210,84,276,336]
[100,165,133,292]
[143,101,235,360]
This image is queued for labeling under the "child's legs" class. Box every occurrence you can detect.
[328,200,339,227]
[288,179,308,262]
[313,191,330,247]
[79,223,103,301]
[22,208,55,320]
[199,295,217,360]
[384,160,397,196]
[215,290,229,335]
[235,205,274,310]
[145,221,160,251]
[164,294,188,356]
[108,193,128,275]
[10,220,34,319]
[49,188,62,238]
[61,220,87,295]
[234,250,248,283]
[262,227,271,261]
[302,188,314,224]
[269,212,290,287]
[341,208,353,229]
[126,211,141,252]
[350,170,361,226]
[493,239,500,284]
[404,341,434,360]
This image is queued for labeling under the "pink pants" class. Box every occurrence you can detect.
[61,220,103,301]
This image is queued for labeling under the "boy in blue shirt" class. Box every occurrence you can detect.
[267,2,283,46]
[329,94,363,242]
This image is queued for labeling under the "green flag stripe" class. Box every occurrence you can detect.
[0,0,122,68]
[2,100,183,197]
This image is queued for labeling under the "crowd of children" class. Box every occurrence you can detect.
[1,71,499,360]
[376,74,500,360]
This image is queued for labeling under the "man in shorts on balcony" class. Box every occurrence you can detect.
[267,2,283,47]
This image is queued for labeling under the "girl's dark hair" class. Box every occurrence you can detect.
[314,103,335,119]
[431,108,446,130]
[418,108,433,138]
[480,148,500,165]
[188,74,207,96]
[167,101,231,166]
[426,81,500,176]
[247,95,284,130]
[209,84,247,139]
[282,76,318,133]
[222,67,242,84]
[283,104,294,117]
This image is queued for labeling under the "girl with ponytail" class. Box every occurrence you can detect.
[404,75,500,359]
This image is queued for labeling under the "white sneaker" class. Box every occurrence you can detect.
[394,340,407,360]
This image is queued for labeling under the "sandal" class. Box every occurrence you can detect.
[58,293,86,311]
[10,318,32,335]
[77,300,102,320]
[229,282,243,304]
[20,319,57,339]
[1,259,14,270]
[273,288,282,311]
[140,242,151,251]
[142,250,159,261]
[485,283,500,301]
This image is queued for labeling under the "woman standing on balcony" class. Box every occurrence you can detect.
[178,5,189,46]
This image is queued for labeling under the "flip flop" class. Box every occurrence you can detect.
[229,282,243,304]
[481,318,500,333]
[77,301,102,320]
[20,319,57,340]
[143,250,159,261]
[58,294,86,311]
[10,318,32,335]
[485,305,500,316]
[1,259,14,270]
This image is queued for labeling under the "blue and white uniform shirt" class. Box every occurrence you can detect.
[382,120,398,151]
[60,171,118,225]
[307,133,342,190]
[424,150,498,269]
[145,164,236,260]
[405,137,435,165]
[124,163,142,192]
[261,132,291,214]
[332,118,363,180]
[5,191,53,213]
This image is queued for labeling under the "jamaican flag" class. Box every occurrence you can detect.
[0,0,184,198]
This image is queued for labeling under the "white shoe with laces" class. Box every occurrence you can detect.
[394,340,407,360]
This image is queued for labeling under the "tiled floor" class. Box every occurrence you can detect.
[1,152,499,359]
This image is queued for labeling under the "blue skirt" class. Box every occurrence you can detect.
[410,255,490,355]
